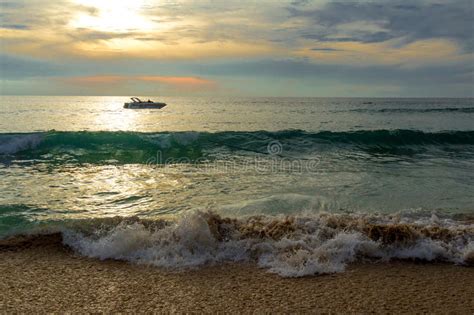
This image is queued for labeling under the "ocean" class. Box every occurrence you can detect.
[0,96,473,276]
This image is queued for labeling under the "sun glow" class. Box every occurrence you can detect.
[70,0,155,32]
[93,97,139,131]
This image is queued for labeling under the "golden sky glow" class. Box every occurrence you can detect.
[295,39,469,66]
[63,75,217,90]
[1,0,473,96]
[70,0,155,32]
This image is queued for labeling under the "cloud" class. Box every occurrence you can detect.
[0,54,61,78]
[295,38,471,66]
[136,76,217,88]
[0,24,29,30]
[51,74,220,96]
[1,0,472,63]
[190,58,473,87]
[310,47,343,51]
[289,0,474,51]
[0,0,77,30]
[66,29,135,41]
[0,0,472,96]
[62,75,218,90]
[0,0,292,60]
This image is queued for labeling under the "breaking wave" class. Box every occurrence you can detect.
[0,133,43,155]
[1,129,473,164]
[3,211,472,277]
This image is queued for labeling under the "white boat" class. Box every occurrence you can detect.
[124,97,167,109]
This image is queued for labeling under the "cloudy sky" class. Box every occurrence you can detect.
[0,0,473,96]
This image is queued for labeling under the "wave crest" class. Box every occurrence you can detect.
[1,130,473,164]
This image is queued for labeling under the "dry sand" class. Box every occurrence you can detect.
[0,234,473,313]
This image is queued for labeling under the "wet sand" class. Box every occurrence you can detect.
[0,234,473,313]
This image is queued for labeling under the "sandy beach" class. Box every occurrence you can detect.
[0,233,472,313]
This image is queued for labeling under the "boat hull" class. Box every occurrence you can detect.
[124,102,167,109]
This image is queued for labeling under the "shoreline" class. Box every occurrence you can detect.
[1,234,473,313]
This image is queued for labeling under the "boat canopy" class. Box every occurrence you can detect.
[131,97,142,103]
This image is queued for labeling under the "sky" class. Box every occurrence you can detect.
[0,0,473,97]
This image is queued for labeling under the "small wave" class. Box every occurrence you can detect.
[336,107,474,114]
[4,211,470,277]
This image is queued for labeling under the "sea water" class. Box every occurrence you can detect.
[1,96,473,276]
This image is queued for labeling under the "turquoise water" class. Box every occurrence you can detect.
[0,96,473,275]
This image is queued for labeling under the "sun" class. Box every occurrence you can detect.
[70,0,155,32]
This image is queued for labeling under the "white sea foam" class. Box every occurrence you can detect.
[0,133,43,155]
[61,211,474,277]
[462,241,474,263]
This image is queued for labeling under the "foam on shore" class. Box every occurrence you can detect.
[30,211,471,277]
